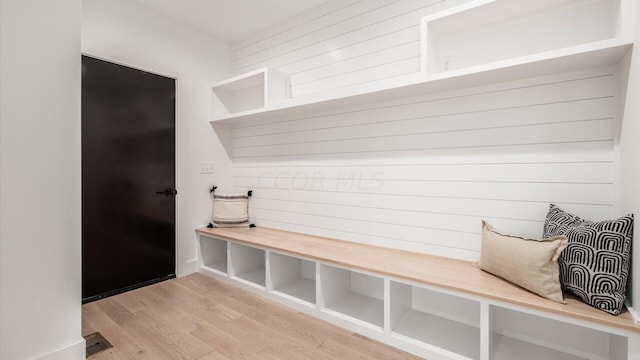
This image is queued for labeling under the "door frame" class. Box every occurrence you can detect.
[81,53,180,280]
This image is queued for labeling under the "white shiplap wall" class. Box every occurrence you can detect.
[228,0,617,261]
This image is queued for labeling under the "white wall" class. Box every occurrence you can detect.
[0,0,85,359]
[233,0,469,95]
[82,0,233,276]
[619,3,640,307]
[229,0,619,261]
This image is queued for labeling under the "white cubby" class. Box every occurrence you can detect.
[320,265,384,329]
[422,0,624,75]
[196,227,639,360]
[199,235,227,275]
[269,252,316,305]
[390,282,481,359]
[211,67,289,118]
[490,306,627,360]
[229,243,266,288]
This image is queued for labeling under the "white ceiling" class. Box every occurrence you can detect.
[129,0,329,43]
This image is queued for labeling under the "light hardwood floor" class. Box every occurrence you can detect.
[82,273,422,360]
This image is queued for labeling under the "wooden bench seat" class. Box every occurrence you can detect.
[196,226,640,334]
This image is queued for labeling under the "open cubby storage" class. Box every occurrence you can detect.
[199,235,228,275]
[196,227,640,360]
[320,264,384,329]
[422,0,624,75]
[390,282,481,359]
[489,306,627,360]
[269,252,316,305]
[211,67,289,118]
[229,243,266,288]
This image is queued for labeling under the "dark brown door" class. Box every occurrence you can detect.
[82,56,176,303]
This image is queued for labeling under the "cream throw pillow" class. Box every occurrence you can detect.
[477,220,568,303]
[211,193,250,227]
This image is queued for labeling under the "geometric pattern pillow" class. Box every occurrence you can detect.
[543,204,634,315]
[211,193,251,227]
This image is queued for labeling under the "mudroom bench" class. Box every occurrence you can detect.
[196,226,640,360]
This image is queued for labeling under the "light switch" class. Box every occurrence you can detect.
[200,162,214,174]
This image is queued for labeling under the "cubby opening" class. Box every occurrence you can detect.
[423,0,622,75]
[270,252,316,305]
[490,306,627,360]
[211,67,289,118]
[320,265,384,329]
[390,282,481,359]
[199,235,227,275]
[229,243,266,288]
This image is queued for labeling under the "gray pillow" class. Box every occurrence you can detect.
[543,204,634,315]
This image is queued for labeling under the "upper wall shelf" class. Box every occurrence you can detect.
[210,0,634,124]
[211,67,289,119]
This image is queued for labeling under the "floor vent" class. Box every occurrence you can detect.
[84,332,113,357]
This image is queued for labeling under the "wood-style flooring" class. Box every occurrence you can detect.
[82,273,422,360]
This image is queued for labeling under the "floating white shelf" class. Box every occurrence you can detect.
[210,41,630,124]
[422,0,626,75]
[210,0,632,125]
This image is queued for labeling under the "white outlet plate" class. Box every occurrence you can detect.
[200,162,214,174]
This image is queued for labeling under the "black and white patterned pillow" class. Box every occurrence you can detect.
[543,204,634,315]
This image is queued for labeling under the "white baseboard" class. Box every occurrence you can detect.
[179,258,198,277]
[34,338,85,360]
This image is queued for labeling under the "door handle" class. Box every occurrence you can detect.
[156,188,177,196]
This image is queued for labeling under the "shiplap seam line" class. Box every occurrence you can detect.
[231,74,613,131]
[232,99,612,139]
[232,118,613,149]
[234,176,613,185]
[234,0,405,59]
[238,24,420,75]
[290,59,415,96]
[232,140,614,160]
[233,0,448,70]
[236,194,604,223]
[249,206,481,235]
[286,39,419,77]
[244,216,482,252]
[232,0,363,52]
[232,160,614,169]
[291,54,420,86]
[238,195,589,222]
[241,190,613,206]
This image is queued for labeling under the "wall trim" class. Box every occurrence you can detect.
[181,258,199,277]
[33,338,85,360]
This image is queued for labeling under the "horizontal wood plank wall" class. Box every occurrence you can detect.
[232,0,471,97]
[228,0,617,261]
